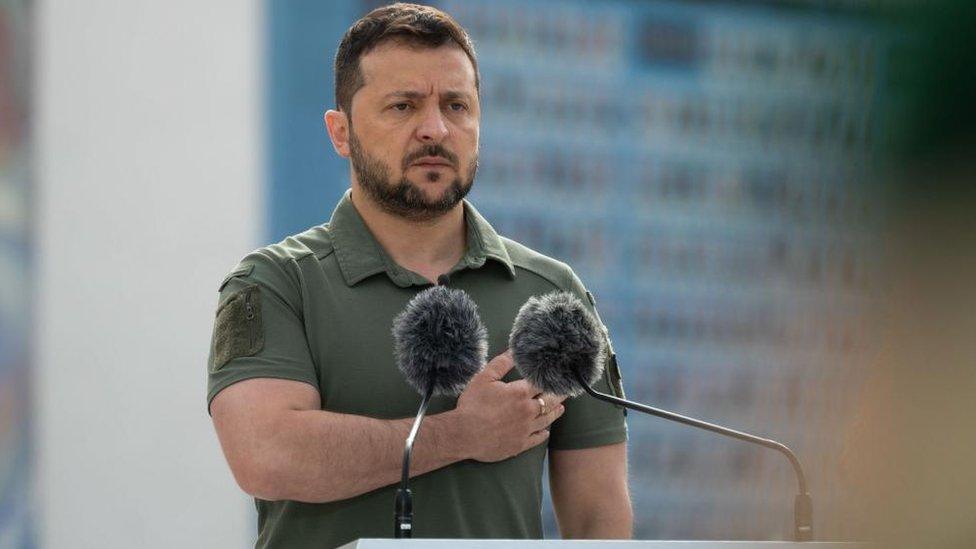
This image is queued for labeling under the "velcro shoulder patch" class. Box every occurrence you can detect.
[218,264,255,292]
[211,284,264,372]
[607,352,625,399]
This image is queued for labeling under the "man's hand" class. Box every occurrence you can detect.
[454,350,566,462]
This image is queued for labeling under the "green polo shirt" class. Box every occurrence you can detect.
[207,190,627,549]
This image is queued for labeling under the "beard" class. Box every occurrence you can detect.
[348,128,477,222]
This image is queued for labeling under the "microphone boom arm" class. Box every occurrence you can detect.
[575,370,813,541]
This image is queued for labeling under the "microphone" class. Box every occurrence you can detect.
[509,291,814,542]
[391,283,487,538]
[509,291,608,397]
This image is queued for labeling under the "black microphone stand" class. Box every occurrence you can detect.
[575,370,813,541]
[394,379,435,538]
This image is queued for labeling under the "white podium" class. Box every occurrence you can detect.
[338,540,865,549]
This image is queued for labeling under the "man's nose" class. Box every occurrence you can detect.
[415,104,449,143]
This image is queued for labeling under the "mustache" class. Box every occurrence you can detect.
[402,144,459,170]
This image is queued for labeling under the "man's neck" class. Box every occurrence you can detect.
[349,186,467,284]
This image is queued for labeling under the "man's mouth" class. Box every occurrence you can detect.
[411,157,453,168]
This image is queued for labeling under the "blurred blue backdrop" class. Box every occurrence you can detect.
[266,0,889,541]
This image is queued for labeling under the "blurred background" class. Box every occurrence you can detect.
[1,0,973,547]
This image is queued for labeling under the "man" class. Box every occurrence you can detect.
[207,4,631,548]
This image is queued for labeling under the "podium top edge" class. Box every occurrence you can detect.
[337,539,870,549]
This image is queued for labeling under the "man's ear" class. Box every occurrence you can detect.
[324,109,351,158]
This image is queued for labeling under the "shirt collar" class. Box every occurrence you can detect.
[329,190,516,288]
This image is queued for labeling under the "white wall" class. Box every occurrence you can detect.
[34,1,262,547]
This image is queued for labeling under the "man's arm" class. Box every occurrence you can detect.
[210,351,566,503]
[549,442,633,539]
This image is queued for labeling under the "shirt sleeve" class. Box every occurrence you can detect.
[206,251,319,414]
[547,267,628,450]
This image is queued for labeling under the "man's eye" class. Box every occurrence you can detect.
[392,103,411,111]
[448,102,467,112]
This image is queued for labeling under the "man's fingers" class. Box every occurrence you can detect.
[530,402,566,432]
[517,391,566,418]
[507,379,536,397]
[541,394,567,410]
[523,380,568,404]
[481,349,515,381]
[526,392,567,412]
[524,429,550,451]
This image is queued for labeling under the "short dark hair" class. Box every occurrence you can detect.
[333,2,480,115]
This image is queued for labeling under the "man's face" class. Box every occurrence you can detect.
[345,41,480,221]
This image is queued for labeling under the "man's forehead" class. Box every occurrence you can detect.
[358,41,476,95]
